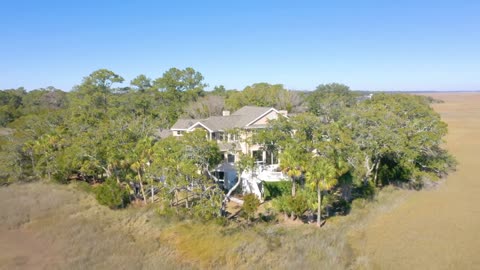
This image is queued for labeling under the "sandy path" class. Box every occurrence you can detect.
[354,93,480,269]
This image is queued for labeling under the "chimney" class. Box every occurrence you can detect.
[278,110,288,117]
[222,110,230,116]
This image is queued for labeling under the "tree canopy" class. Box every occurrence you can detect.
[0,71,455,225]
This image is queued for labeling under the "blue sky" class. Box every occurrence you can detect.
[1,0,479,91]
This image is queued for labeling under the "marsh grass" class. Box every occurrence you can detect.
[0,181,409,269]
[158,186,409,269]
[0,182,188,270]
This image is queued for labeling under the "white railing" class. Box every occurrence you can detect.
[241,164,289,200]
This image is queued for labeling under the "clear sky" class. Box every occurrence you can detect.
[1,0,479,91]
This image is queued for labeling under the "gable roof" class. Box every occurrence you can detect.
[187,121,214,132]
[171,106,283,132]
[231,106,273,127]
[171,119,198,130]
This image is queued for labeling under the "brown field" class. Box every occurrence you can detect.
[350,93,480,269]
[1,92,479,269]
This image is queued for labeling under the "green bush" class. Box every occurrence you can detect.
[272,195,290,215]
[273,189,314,218]
[289,190,313,217]
[94,178,130,209]
[263,181,292,200]
[242,194,260,221]
[353,181,376,199]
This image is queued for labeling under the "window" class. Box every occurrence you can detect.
[212,132,225,141]
[227,154,235,163]
[176,131,183,136]
[213,171,225,180]
[266,150,278,165]
[228,133,237,142]
[252,150,263,162]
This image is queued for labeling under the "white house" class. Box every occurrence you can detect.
[170,106,289,196]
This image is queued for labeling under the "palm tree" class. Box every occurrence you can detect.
[280,147,305,197]
[305,158,338,227]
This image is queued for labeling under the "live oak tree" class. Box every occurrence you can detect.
[347,93,455,187]
[225,83,297,112]
[0,88,26,126]
[307,83,357,123]
[152,130,223,218]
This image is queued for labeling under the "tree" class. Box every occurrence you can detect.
[347,93,455,187]
[183,95,225,119]
[95,178,130,209]
[307,83,357,123]
[0,88,26,126]
[305,122,350,226]
[225,83,296,112]
[305,158,338,226]
[242,193,260,222]
[279,113,323,197]
[21,87,67,115]
[130,74,152,92]
[221,152,255,216]
[154,67,206,101]
[152,67,207,125]
[280,147,305,197]
[130,137,155,204]
[210,85,227,96]
[70,69,124,122]
[152,130,223,218]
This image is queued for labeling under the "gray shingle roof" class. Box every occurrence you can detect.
[171,119,199,130]
[231,106,272,127]
[171,106,275,132]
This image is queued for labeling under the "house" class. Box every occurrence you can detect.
[170,106,289,194]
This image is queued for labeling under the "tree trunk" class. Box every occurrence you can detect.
[364,155,374,184]
[291,177,296,197]
[151,185,154,203]
[30,152,35,173]
[174,189,179,207]
[137,171,147,205]
[317,180,322,227]
[221,174,242,216]
[374,159,381,187]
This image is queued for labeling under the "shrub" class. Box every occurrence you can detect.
[272,195,291,216]
[52,171,70,184]
[352,181,376,199]
[263,181,291,200]
[289,190,313,217]
[94,178,130,209]
[242,194,260,221]
[273,189,314,219]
